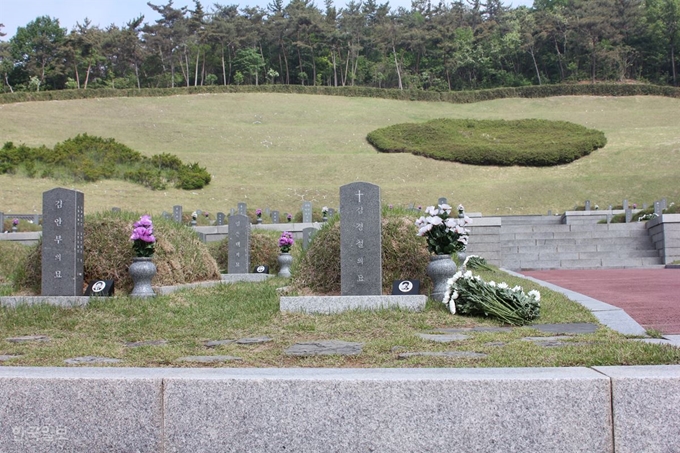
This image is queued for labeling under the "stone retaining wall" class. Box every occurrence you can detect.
[647,214,680,264]
[1,365,678,452]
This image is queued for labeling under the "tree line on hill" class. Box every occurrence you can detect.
[0,0,678,94]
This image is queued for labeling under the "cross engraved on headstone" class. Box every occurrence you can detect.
[173,205,182,223]
[216,212,225,226]
[42,188,84,296]
[302,201,313,223]
[340,182,382,296]
[228,214,250,274]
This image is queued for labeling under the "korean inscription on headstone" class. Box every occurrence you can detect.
[271,210,280,223]
[228,214,250,274]
[340,182,382,296]
[42,188,84,296]
[216,212,225,226]
[237,202,247,216]
[173,205,182,223]
[302,201,313,223]
[303,227,317,250]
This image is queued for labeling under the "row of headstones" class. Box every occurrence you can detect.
[154,203,337,226]
[579,198,669,223]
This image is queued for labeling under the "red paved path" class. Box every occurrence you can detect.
[521,269,680,335]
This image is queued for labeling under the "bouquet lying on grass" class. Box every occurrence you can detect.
[443,270,541,326]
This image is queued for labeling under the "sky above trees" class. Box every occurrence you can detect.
[1,0,534,39]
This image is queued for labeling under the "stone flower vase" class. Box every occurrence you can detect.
[277,252,293,278]
[129,256,157,297]
[427,254,457,303]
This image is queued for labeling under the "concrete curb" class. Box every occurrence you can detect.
[1,365,678,452]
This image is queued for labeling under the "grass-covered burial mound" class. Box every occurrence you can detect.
[292,210,431,295]
[17,211,220,295]
[367,118,607,166]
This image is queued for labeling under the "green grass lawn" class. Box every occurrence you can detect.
[0,93,678,217]
[2,268,679,368]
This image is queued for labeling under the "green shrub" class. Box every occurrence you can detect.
[367,118,607,167]
[209,229,284,274]
[0,242,31,285]
[292,211,432,295]
[16,211,220,295]
[1,134,211,191]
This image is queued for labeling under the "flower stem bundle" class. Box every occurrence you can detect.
[443,271,540,326]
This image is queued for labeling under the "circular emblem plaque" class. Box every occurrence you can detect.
[398,281,413,293]
[256,266,266,273]
[92,281,106,293]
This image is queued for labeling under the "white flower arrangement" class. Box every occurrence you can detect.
[415,204,471,255]
[442,271,541,325]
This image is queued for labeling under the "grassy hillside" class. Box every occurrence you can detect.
[0,93,678,216]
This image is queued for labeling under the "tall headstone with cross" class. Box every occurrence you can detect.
[173,205,182,223]
[302,201,313,223]
[228,214,250,274]
[340,182,382,296]
[41,188,84,296]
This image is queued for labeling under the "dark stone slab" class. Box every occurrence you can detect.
[175,355,242,363]
[522,336,578,348]
[532,323,599,335]
[340,182,382,296]
[284,340,363,356]
[228,214,250,274]
[430,327,514,334]
[302,201,313,223]
[237,202,247,216]
[438,197,448,206]
[6,335,50,343]
[64,356,123,364]
[204,339,236,348]
[216,212,225,226]
[0,354,23,361]
[236,337,273,345]
[271,210,280,223]
[417,333,470,343]
[42,188,84,296]
[125,340,168,348]
[397,351,487,359]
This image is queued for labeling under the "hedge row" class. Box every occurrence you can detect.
[1,83,679,106]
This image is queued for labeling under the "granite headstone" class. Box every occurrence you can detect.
[237,202,247,216]
[340,182,382,296]
[328,208,336,218]
[173,205,182,223]
[41,188,84,296]
[216,212,225,226]
[585,200,591,211]
[623,199,629,211]
[625,208,633,223]
[271,210,280,223]
[302,201,313,223]
[228,214,250,274]
[303,227,317,249]
[438,197,447,206]
[654,201,662,216]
